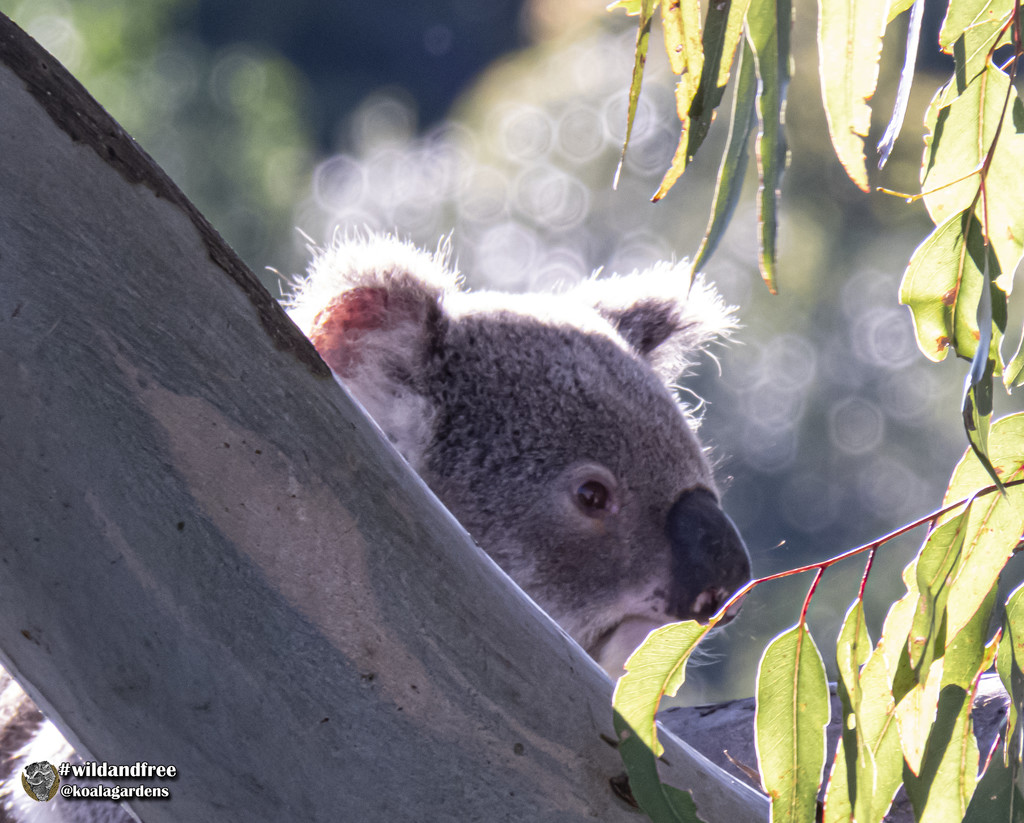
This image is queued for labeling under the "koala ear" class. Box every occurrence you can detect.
[571,261,736,380]
[286,234,457,466]
[287,234,457,376]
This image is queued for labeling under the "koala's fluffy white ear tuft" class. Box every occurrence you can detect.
[287,233,458,364]
[570,261,736,380]
[286,234,458,467]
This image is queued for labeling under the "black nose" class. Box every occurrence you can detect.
[665,488,751,624]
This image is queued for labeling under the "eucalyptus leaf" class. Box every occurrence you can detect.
[908,511,969,674]
[694,39,757,270]
[615,0,658,189]
[962,735,1024,823]
[853,649,905,823]
[938,0,1015,85]
[613,711,705,823]
[755,624,830,823]
[822,736,853,823]
[942,585,998,691]
[817,0,890,190]
[877,0,924,169]
[902,684,976,821]
[652,0,705,200]
[896,657,945,776]
[962,279,1001,492]
[878,561,920,676]
[661,0,703,84]
[921,63,1024,290]
[902,629,996,823]
[745,0,791,294]
[886,0,916,22]
[685,0,754,164]
[613,621,710,757]
[997,581,1024,760]
[943,413,1024,641]
[823,600,872,821]
[1006,333,1024,389]
[837,601,872,768]
[900,209,1004,366]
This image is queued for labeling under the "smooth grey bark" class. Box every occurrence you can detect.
[0,14,767,823]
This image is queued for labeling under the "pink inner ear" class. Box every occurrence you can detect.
[309,286,390,376]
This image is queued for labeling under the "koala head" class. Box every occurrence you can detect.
[288,235,750,672]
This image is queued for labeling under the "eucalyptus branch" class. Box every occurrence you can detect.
[710,475,1024,625]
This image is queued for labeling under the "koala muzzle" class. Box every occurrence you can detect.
[665,488,751,625]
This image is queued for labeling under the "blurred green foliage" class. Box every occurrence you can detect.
[0,0,316,282]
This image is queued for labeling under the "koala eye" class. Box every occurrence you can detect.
[576,480,610,512]
[573,479,618,517]
[566,463,619,519]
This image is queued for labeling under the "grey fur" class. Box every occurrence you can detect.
[289,234,750,665]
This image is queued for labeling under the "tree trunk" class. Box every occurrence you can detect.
[0,15,767,823]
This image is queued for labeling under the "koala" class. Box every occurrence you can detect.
[0,235,750,822]
[288,234,751,667]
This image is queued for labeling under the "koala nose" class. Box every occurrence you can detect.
[665,488,751,625]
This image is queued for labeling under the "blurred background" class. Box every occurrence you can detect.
[3,0,1019,702]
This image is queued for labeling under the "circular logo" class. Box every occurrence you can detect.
[21,761,60,802]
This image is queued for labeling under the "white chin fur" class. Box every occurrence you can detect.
[592,617,666,676]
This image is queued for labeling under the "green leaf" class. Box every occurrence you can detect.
[822,735,853,823]
[877,561,920,676]
[896,657,944,776]
[755,624,830,823]
[877,442,1012,789]
[652,0,705,199]
[746,0,791,294]
[962,734,1024,823]
[816,0,890,191]
[942,585,997,690]
[907,511,969,674]
[685,0,753,164]
[962,360,999,491]
[938,0,1015,83]
[613,621,710,757]
[962,249,1003,492]
[877,0,923,169]
[823,600,872,821]
[902,685,975,820]
[853,570,925,821]
[853,649,905,823]
[694,39,757,270]
[886,0,915,23]
[903,629,997,823]
[1006,333,1024,389]
[836,601,872,773]
[653,0,755,202]
[899,209,1005,365]
[614,711,705,823]
[997,581,1024,758]
[942,413,1024,641]
[615,0,658,189]
[661,0,704,84]
[613,621,711,822]
[921,63,1024,290]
